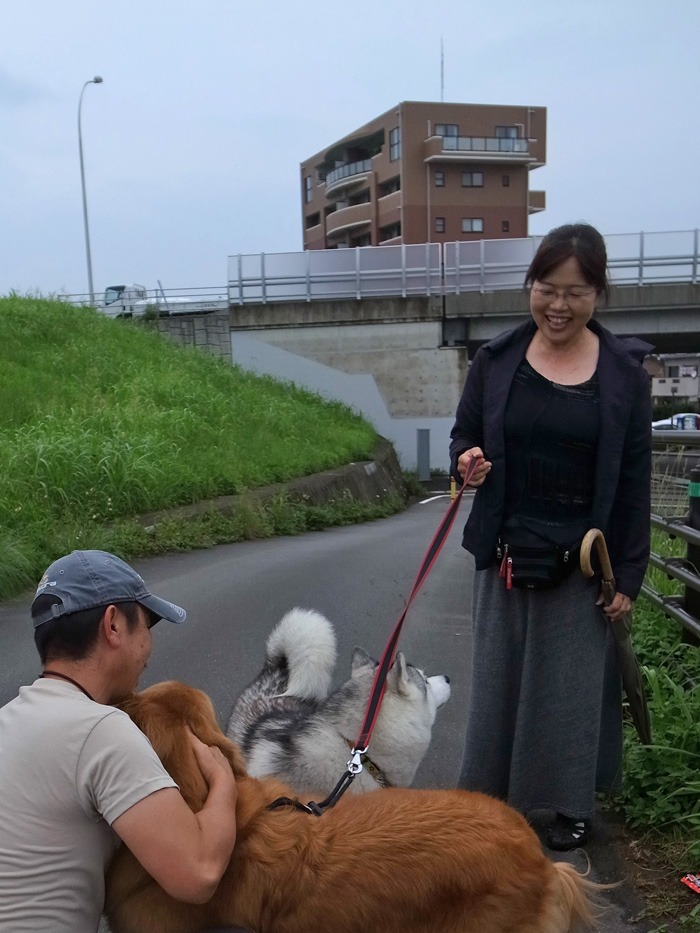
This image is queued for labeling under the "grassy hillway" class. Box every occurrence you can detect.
[2,294,699,929]
[0,295,405,600]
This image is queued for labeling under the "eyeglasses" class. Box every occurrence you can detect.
[531,284,596,304]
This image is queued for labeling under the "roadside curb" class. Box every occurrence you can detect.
[133,436,407,532]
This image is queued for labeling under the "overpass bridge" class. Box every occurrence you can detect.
[161,230,700,470]
[227,229,700,355]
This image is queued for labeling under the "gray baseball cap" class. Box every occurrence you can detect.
[31,550,187,627]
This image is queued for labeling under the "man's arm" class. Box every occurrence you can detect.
[112,735,237,904]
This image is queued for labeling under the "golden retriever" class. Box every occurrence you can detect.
[105,681,601,933]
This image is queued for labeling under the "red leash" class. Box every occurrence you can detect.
[351,460,477,756]
[268,459,478,815]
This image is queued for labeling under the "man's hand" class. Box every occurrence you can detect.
[114,732,238,904]
[187,729,236,796]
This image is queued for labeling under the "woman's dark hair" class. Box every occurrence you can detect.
[33,597,143,664]
[524,222,610,304]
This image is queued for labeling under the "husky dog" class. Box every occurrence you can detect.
[225,608,451,796]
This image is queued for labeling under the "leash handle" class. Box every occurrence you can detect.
[352,458,479,753]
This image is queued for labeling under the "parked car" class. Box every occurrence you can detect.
[652,412,700,430]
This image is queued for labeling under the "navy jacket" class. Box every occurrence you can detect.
[449,319,653,599]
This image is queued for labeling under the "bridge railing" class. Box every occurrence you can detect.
[444,229,700,294]
[228,243,443,304]
[228,229,700,303]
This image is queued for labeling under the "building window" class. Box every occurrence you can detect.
[305,212,320,229]
[352,234,372,247]
[495,125,519,139]
[461,171,483,187]
[379,221,401,241]
[389,126,401,161]
[435,217,446,233]
[435,170,445,187]
[435,123,459,137]
[501,220,510,233]
[462,217,484,233]
[304,175,313,203]
[502,174,510,187]
[379,175,401,196]
[348,189,371,206]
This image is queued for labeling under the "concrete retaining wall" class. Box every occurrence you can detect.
[134,437,406,531]
[155,311,231,359]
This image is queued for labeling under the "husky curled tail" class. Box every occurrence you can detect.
[226,607,451,796]
[266,608,337,701]
[226,608,337,750]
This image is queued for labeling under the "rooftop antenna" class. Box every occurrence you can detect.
[440,37,444,102]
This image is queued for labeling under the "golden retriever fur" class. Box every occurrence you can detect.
[105,681,602,933]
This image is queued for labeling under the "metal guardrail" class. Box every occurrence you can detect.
[228,229,700,304]
[229,243,443,304]
[444,229,700,295]
[56,285,229,311]
[645,438,700,642]
[56,230,699,309]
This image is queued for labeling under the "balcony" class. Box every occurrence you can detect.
[325,159,373,196]
[528,190,546,214]
[325,201,373,239]
[377,189,401,213]
[424,135,534,165]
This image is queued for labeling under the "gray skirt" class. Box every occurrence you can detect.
[458,565,622,819]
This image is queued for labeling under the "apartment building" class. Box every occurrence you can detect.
[300,100,546,250]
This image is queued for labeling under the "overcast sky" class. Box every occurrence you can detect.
[2,0,698,299]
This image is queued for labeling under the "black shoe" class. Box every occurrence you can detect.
[546,814,592,851]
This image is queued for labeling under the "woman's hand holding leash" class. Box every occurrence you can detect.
[457,448,491,487]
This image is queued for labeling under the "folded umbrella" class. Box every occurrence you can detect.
[580,528,652,745]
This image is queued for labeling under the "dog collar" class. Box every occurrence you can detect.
[346,741,391,788]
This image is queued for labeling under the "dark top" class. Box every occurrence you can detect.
[503,359,600,546]
[449,319,653,599]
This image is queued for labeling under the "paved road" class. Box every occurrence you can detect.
[0,495,654,930]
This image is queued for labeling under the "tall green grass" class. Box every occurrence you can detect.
[619,529,700,861]
[0,296,380,597]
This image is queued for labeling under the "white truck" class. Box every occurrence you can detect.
[102,284,229,318]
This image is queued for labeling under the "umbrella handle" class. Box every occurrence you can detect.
[580,528,615,583]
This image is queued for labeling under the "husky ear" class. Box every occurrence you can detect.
[389,652,410,695]
[351,646,376,673]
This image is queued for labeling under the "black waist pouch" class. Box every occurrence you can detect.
[497,541,579,590]
[496,519,582,591]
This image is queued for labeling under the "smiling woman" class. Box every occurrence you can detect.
[449,222,654,853]
[526,255,600,377]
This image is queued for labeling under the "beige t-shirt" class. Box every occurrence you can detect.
[0,678,177,932]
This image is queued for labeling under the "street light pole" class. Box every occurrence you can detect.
[78,75,103,305]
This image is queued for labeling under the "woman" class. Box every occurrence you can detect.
[449,223,652,850]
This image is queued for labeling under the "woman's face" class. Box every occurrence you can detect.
[529,256,597,348]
